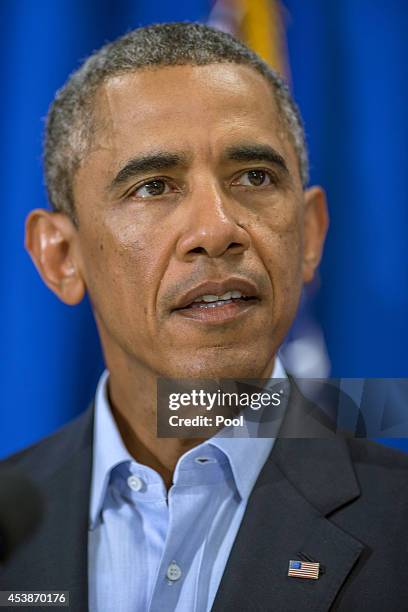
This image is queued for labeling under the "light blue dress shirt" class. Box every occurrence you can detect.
[88,359,286,612]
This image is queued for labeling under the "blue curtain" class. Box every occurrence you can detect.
[284,0,408,451]
[1,0,407,457]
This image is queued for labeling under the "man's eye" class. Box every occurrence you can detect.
[132,179,170,198]
[234,169,274,187]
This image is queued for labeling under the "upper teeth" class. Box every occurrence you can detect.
[194,290,243,303]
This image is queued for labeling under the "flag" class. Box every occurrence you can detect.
[288,559,320,580]
[208,0,288,77]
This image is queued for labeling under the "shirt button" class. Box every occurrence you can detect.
[127,475,143,492]
[166,561,182,582]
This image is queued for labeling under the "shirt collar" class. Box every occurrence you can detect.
[90,356,287,527]
[89,370,134,529]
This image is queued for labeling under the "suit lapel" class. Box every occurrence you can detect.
[34,433,93,611]
[212,383,365,612]
[0,405,94,612]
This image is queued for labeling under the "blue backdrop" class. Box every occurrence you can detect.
[1,0,407,458]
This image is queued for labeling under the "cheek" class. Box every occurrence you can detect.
[267,231,303,303]
[79,213,173,331]
[78,218,147,311]
[252,206,304,310]
[251,197,303,266]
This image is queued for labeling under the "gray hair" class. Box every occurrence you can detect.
[44,22,309,223]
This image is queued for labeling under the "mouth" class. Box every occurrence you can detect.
[171,278,260,324]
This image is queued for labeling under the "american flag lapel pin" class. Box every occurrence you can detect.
[287,553,323,580]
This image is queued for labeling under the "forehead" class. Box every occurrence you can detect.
[86,63,297,176]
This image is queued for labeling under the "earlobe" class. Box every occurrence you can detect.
[25,209,86,305]
[302,186,329,284]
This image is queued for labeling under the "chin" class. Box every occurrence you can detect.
[165,348,273,380]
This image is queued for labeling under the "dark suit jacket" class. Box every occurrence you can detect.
[1,381,408,611]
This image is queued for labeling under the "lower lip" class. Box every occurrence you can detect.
[172,298,259,324]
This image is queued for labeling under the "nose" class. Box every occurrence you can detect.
[175,183,250,262]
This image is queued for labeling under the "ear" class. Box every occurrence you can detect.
[25,209,86,305]
[302,186,329,284]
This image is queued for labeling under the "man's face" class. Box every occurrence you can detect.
[68,63,325,379]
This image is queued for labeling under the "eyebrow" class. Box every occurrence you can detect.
[108,143,290,194]
[109,151,189,192]
[224,143,289,174]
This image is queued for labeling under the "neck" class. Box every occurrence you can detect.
[104,349,276,489]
